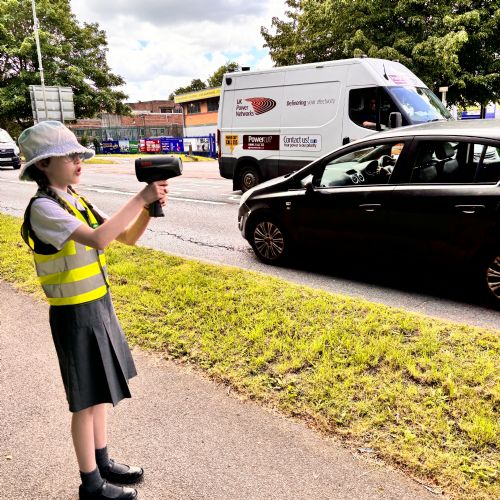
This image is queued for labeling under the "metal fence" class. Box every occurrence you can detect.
[72,124,183,142]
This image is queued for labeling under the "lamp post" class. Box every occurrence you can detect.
[31,0,48,121]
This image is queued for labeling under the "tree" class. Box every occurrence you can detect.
[0,0,129,133]
[261,0,500,111]
[168,78,207,100]
[207,62,240,87]
[168,62,240,99]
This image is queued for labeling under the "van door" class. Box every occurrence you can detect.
[343,87,407,145]
[279,66,346,176]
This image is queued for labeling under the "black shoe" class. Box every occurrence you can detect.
[79,480,137,499]
[100,459,144,485]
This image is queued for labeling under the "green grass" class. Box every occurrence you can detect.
[84,158,116,164]
[0,213,498,499]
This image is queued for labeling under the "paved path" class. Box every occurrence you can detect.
[0,280,437,500]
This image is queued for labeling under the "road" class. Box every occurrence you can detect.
[1,158,499,330]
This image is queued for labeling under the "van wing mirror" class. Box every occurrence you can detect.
[389,112,403,128]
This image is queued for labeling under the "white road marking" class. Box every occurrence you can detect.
[82,187,227,205]
[0,179,227,205]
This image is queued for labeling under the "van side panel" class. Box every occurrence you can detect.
[277,66,348,174]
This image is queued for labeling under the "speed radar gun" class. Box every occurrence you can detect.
[135,156,183,217]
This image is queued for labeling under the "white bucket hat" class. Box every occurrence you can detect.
[18,120,94,181]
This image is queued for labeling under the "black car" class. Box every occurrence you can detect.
[238,120,500,306]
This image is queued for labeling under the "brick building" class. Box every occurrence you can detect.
[69,100,183,142]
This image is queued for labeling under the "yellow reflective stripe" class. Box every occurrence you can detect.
[38,261,102,285]
[47,286,108,306]
[34,240,77,263]
[28,235,35,251]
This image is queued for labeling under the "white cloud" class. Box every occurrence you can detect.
[69,0,286,101]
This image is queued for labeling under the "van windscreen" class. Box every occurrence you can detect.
[387,87,452,124]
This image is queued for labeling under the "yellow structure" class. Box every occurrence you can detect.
[174,87,220,136]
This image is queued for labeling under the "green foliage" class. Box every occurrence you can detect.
[0,0,129,129]
[169,62,240,99]
[207,61,240,88]
[261,0,500,109]
[0,212,498,499]
[169,78,207,100]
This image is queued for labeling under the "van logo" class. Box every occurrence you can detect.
[245,97,276,115]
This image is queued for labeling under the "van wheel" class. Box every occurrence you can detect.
[249,216,289,264]
[239,165,260,192]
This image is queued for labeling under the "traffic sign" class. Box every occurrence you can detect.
[29,85,76,123]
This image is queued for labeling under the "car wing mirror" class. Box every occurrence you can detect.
[305,181,316,195]
[389,112,402,128]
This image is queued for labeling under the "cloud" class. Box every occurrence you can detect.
[74,0,270,25]
[70,0,286,100]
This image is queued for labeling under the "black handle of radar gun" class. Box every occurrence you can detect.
[135,156,183,218]
[149,199,164,218]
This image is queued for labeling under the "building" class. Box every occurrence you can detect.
[127,100,181,114]
[174,88,220,137]
[69,100,183,142]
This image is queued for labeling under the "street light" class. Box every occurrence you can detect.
[31,0,48,121]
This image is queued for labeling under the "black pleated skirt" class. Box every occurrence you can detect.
[49,293,137,413]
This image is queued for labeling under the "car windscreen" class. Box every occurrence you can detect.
[0,130,14,143]
[387,87,452,124]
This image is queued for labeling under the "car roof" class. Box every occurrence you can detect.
[371,119,500,141]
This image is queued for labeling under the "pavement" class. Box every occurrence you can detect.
[0,280,438,500]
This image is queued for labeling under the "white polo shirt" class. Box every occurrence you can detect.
[30,187,107,250]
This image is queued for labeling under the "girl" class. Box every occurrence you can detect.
[18,121,168,499]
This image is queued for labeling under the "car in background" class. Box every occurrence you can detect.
[238,120,500,306]
[0,128,21,170]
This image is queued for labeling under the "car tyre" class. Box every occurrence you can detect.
[474,250,500,309]
[249,215,289,264]
[239,164,260,192]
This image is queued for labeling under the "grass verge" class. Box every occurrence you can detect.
[0,213,498,499]
[84,158,116,165]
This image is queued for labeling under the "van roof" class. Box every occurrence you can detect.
[225,57,426,89]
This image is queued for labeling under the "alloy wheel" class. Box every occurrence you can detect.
[253,221,285,262]
[486,255,500,303]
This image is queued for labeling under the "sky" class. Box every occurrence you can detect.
[70,0,287,103]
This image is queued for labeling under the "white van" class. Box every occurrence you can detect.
[0,128,21,170]
[217,57,453,191]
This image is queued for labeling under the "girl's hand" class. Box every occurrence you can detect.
[140,180,169,206]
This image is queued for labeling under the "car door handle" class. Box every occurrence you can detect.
[359,204,381,212]
[455,204,485,214]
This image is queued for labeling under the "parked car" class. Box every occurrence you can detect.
[238,120,500,306]
[0,128,21,169]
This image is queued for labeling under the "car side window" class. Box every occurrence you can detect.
[473,144,500,183]
[313,142,405,188]
[409,140,500,184]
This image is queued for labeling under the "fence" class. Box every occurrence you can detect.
[96,134,217,158]
[72,124,183,142]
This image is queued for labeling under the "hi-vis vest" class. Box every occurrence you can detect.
[22,190,109,306]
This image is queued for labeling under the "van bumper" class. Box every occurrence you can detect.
[218,157,236,180]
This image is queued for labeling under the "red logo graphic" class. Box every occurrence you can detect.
[245,97,276,115]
